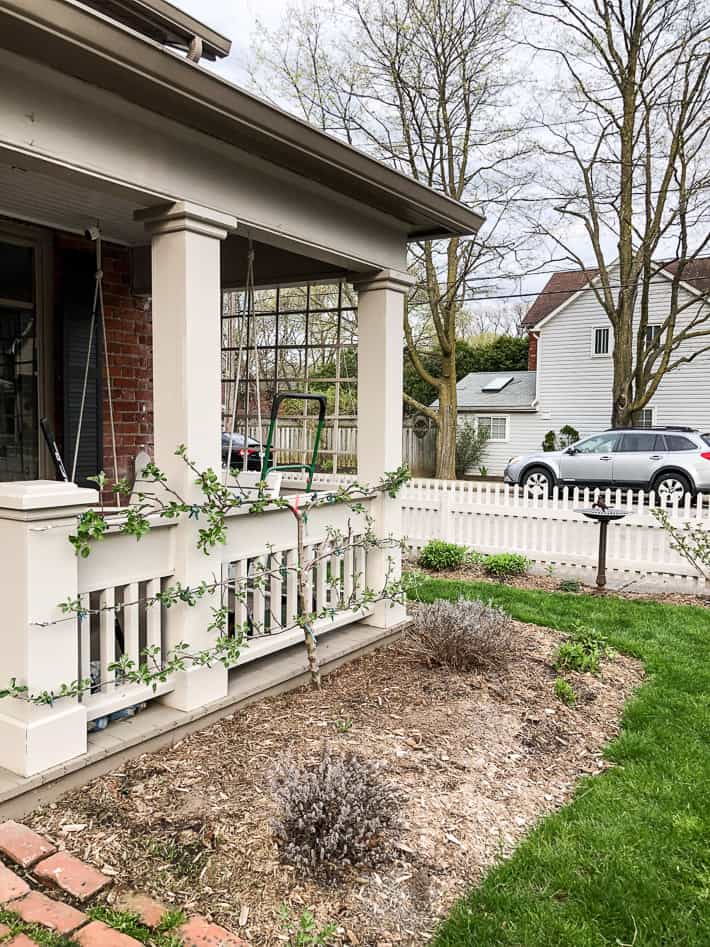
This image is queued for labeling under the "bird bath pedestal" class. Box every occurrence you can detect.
[577,507,628,590]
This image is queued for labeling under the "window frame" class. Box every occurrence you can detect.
[637,407,656,429]
[591,325,610,357]
[644,324,662,348]
[475,414,510,443]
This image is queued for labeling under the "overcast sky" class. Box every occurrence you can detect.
[173,0,288,85]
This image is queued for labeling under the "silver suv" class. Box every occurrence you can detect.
[504,427,710,500]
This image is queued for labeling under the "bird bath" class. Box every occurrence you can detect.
[577,507,628,589]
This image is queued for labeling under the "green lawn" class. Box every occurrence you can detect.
[410,578,710,947]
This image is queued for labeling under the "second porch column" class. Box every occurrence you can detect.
[354,269,413,628]
[138,202,236,711]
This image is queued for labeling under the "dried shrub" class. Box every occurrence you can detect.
[270,748,401,878]
[409,597,515,671]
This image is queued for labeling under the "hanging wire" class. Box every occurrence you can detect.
[71,224,119,499]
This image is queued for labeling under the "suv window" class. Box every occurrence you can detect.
[619,433,663,453]
[574,433,620,454]
[664,435,697,451]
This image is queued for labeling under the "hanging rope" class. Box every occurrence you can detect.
[71,225,119,502]
[224,239,265,481]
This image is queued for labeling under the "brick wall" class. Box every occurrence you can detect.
[55,235,153,483]
[100,244,153,481]
[527,331,538,371]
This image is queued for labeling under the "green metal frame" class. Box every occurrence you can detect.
[261,392,327,491]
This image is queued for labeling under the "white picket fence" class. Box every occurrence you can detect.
[401,478,710,592]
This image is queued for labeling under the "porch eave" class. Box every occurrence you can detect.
[0,0,485,241]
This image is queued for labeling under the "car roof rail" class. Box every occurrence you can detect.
[605,426,698,433]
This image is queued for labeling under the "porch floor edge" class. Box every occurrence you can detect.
[0,619,409,819]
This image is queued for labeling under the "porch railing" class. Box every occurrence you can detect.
[76,520,177,721]
[218,492,375,666]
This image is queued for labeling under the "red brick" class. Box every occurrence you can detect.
[7,890,86,933]
[74,920,142,946]
[114,891,167,928]
[0,822,56,868]
[0,862,29,903]
[7,935,42,946]
[33,852,111,901]
[0,922,10,936]
[178,916,250,946]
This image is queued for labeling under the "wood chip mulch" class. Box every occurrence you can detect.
[26,623,643,946]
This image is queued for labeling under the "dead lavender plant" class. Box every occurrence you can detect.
[408,597,515,671]
[270,747,401,878]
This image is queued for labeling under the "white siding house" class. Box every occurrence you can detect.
[454,261,710,476]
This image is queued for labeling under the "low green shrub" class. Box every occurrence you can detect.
[554,676,576,705]
[419,540,468,571]
[483,553,531,579]
[558,578,582,593]
[554,623,610,674]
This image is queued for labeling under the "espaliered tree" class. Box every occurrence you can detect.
[251,0,533,478]
[0,452,411,705]
[524,0,710,426]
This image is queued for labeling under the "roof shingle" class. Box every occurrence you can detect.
[522,258,710,328]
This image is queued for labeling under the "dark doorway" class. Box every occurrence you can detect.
[60,248,103,487]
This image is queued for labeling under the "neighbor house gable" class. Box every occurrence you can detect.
[524,259,710,333]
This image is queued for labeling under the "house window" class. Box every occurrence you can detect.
[637,407,655,429]
[592,326,610,356]
[476,415,508,441]
[644,324,662,347]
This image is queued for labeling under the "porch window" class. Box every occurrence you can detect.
[592,326,610,356]
[476,415,508,441]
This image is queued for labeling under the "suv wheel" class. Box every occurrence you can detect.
[653,472,693,503]
[522,466,555,499]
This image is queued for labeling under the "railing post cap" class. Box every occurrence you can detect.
[0,480,98,512]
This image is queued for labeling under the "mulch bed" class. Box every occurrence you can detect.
[26,624,643,946]
[414,562,710,608]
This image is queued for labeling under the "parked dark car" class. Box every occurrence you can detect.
[221,432,262,472]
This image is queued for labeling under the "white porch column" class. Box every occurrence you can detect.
[138,202,236,711]
[353,269,413,628]
[0,482,96,777]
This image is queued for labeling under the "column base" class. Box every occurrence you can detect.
[159,663,229,713]
[362,601,408,630]
[0,700,87,778]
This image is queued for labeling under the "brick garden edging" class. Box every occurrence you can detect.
[0,821,248,946]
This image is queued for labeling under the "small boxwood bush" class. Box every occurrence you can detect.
[418,539,468,571]
[483,553,531,579]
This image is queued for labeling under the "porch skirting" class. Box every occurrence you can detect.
[0,618,408,820]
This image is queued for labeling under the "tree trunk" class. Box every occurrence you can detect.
[435,367,458,478]
[611,319,634,427]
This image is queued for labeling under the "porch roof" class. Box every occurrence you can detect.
[0,0,485,242]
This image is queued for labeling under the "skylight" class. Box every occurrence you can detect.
[481,375,514,393]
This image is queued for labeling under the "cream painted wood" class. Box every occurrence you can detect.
[401,477,709,591]
[0,51,407,272]
[354,270,412,627]
[0,481,95,777]
[141,202,235,710]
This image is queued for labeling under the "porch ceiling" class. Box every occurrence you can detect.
[0,160,151,246]
[0,160,356,288]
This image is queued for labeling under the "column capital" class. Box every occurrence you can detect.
[351,268,415,295]
[135,201,237,239]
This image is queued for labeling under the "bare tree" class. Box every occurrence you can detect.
[524,0,710,426]
[251,0,533,477]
